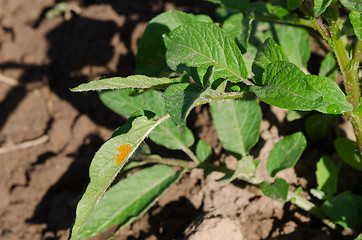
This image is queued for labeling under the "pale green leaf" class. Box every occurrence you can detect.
[260,178,289,202]
[350,11,362,40]
[163,21,248,83]
[316,156,338,195]
[136,10,213,76]
[71,75,175,92]
[75,165,180,239]
[196,140,213,163]
[322,191,362,229]
[69,112,168,240]
[334,138,362,171]
[355,233,362,240]
[340,0,362,12]
[210,99,262,158]
[319,52,338,81]
[267,132,307,177]
[313,0,332,16]
[252,37,289,84]
[218,155,256,182]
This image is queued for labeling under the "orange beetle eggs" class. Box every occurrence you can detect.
[115,144,132,164]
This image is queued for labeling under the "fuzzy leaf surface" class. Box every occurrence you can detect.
[210,99,262,158]
[70,112,167,240]
[267,132,306,177]
[340,0,362,12]
[136,10,213,76]
[163,22,248,83]
[313,0,332,16]
[350,10,362,40]
[71,75,175,92]
[75,165,180,239]
[260,178,289,202]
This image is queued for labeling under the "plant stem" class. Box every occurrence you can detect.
[254,16,314,29]
[198,91,254,105]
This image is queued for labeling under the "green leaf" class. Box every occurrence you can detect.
[273,24,310,68]
[163,21,248,83]
[251,61,352,113]
[136,10,213,76]
[334,138,362,171]
[252,37,289,84]
[260,178,289,202]
[340,0,362,12]
[74,165,180,239]
[349,11,362,40]
[163,66,214,125]
[251,61,324,111]
[267,132,307,177]
[196,140,213,163]
[69,112,168,240]
[210,99,262,158]
[207,0,250,11]
[98,89,195,151]
[313,0,332,16]
[218,155,256,182]
[355,233,362,240]
[305,114,337,143]
[322,191,362,229]
[222,12,253,54]
[287,0,303,10]
[319,52,338,81]
[316,156,338,196]
[286,110,307,122]
[71,75,176,92]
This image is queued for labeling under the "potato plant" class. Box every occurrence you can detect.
[69,0,362,239]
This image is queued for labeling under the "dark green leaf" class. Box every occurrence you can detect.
[223,12,253,54]
[196,140,213,163]
[322,191,362,229]
[69,112,167,240]
[163,22,248,83]
[316,156,338,196]
[71,75,176,92]
[319,52,338,81]
[136,10,213,76]
[252,38,289,84]
[260,178,289,202]
[287,0,303,10]
[267,132,307,177]
[350,11,362,40]
[313,0,332,16]
[305,114,337,142]
[210,99,262,158]
[251,61,324,111]
[75,165,180,239]
[340,0,362,12]
[207,0,250,11]
[334,138,362,171]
